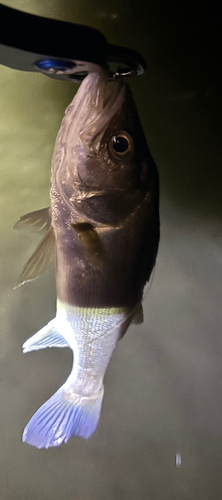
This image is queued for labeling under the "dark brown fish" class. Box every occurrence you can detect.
[15,72,159,448]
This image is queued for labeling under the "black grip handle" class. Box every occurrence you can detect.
[0,3,146,82]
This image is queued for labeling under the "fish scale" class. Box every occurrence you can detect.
[57,301,129,396]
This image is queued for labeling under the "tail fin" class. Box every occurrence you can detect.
[22,319,69,352]
[22,384,104,448]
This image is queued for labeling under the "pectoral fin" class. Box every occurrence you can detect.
[14,208,51,235]
[72,222,108,268]
[15,226,55,288]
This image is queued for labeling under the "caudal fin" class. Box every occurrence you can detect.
[22,319,69,352]
[22,385,104,448]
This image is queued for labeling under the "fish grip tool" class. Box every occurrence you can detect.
[0,4,146,83]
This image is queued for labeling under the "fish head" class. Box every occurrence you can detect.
[52,72,158,224]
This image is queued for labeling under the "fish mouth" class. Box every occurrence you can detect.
[63,71,126,153]
[79,73,126,151]
[53,71,127,217]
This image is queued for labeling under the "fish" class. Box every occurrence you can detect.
[15,71,160,448]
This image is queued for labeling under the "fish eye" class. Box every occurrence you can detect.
[109,132,133,158]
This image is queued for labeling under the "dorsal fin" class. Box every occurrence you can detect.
[14,226,55,288]
[14,208,51,235]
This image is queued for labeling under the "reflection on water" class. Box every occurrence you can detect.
[1,0,222,498]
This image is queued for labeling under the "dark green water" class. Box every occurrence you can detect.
[1,1,222,498]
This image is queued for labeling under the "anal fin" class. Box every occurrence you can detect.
[118,304,144,341]
[131,303,144,324]
[22,319,69,353]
